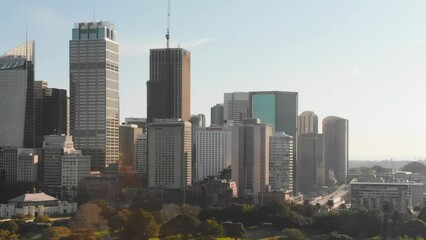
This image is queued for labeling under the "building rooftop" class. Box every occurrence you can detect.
[8,192,58,203]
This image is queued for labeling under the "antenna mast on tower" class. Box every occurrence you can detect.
[166,0,171,48]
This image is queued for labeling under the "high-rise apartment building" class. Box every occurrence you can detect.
[147,119,192,189]
[210,103,224,126]
[70,21,119,171]
[232,119,273,201]
[195,127,232,182]
[119,124,142,171]
[223,92,250,126]
[269,132,293,193]
[298,111,318,135]
[34,81,67,148]
[147,48,191,122]
[249,91,298,192]
[0,41,35,148]
[323,116,349,185]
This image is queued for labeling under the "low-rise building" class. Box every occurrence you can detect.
[0,191,77,218]
[351,182,413,213]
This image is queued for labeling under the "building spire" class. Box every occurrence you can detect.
[166,0,171,48]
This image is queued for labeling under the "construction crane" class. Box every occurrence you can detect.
[166,0,171,48]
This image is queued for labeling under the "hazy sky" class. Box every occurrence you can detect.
[2,0,426,161]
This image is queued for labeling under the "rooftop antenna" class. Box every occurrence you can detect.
[166,0,171,48]
[25,13,28,60]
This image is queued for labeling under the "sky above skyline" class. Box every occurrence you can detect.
[1,0,426,161]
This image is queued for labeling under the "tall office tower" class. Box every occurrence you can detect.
[70,21,119,171]
[148,119,192,189]
[61,150,91,197]
[249,91,298,193]
[223,92,250,126]
[298,111,318,135]
[34,81,67,147]
[135,133,148,176]
[119,124,143,171]
[232,119,273,201]
[210,103,224,126]
[42,135,75,196]
[323,116,349,185]
[0,41,35,148]
[269,132,294,193]
[147,48,191,123]
[125,117,147,133]
[195,126,232,182]
[190,114,205,182]
[1,148,38,183]
[297,133,324,194]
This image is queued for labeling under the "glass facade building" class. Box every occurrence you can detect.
[249,91,298,193]
[70,21,119,171]
[0,41,35,148]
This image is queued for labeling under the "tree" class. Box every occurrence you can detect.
[279,228,305,240]
[64,229,97,240]
[160,214,201,238]
[108,208,131,233]
[11,213,26,223]
[90,199,116,219]
[223,222,247,240]
[327,199,334,210]
[372,165,392,174]
[34,215,50,223]
[0,229,19,240]
[198,219,224,238]
[69,203,108,230]
[122,208,159,240]
[0,221,19,233]
[42,227,71,240]
[401,162,426,173]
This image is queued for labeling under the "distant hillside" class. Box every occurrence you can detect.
[349,160,426,172]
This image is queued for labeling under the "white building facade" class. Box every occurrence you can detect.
[195,127,232,182]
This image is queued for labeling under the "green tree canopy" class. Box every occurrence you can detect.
[160,214,201,238]
[223,222,247,240]
[198,219,224,238]
[401,162,426,173]
[34,215,50,223]
[122,208,159,240]
[42,226,71,240]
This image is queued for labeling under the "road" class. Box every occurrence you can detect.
[310,184,349,209]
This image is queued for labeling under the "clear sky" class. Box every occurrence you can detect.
[2,0,426,161]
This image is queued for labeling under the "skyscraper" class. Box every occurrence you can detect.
[323,116,349,185]
[210,103,224,126]
[147,48,191,122]
[298,111,318,135]
[232,119,273,201]
[147,119,192,189]
[69,21,119,171]
[223,92,250,126]
[249,91,298,192]
[34,81,67,148]
[297,133,324,194]
[0,41,35,148]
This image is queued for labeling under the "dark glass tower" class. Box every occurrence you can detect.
[147,48,191,122]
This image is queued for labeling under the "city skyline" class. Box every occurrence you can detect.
[2,0,426,160]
